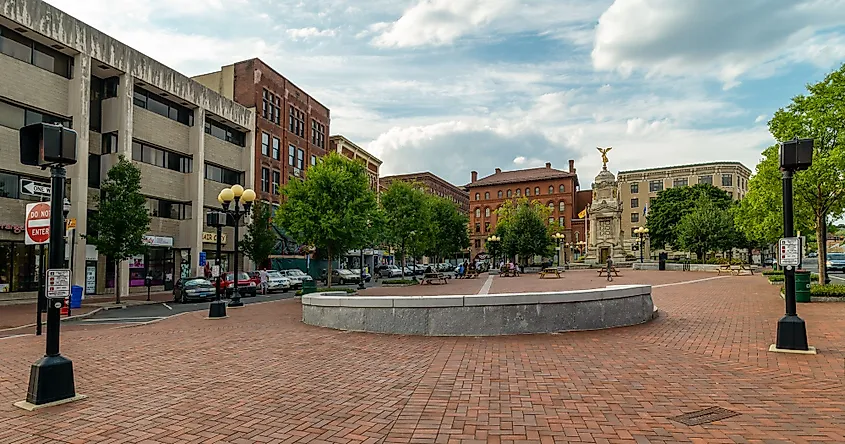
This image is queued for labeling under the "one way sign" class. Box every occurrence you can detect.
[20,179,51,197]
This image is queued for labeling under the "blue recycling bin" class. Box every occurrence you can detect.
[70,285,83,309]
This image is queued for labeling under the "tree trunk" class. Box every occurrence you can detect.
[817,214,827,285]
[326,246,333,288]
[401,240,406,279]
[115,260,121,304]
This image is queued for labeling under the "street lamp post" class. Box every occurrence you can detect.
[487,235,500,267]
[634,226,649,263]
[207,207,227,319]
[218,184,256,308]
[553,233,565,267]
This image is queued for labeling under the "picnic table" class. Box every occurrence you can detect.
[539,267,562,279]
[464,269,480,279]
[421,272,449,285]
[500,266,520,277]
[597,266,621,278]
[717,263,754,276]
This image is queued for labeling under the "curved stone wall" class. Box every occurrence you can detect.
[301,285,654,336]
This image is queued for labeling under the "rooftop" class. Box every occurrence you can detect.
[380,171,468,194]
[330,135,382,165]
[467,166,575,188]
[618,161,752,176]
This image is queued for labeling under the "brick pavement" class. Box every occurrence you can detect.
[0,292,173,330]
[1,271,845,443]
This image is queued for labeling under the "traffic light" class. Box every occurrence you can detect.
[20,123,78,167]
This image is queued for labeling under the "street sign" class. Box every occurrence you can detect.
[46,269,71,299]
[778,237,802,267]
[24,202,50,245]
[65,218,76,230]
[20,178,51,198]
[211,265,220,278]
[199,251,207,267]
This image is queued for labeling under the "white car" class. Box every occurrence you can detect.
[280,269,314,289]
[265,271,291,293]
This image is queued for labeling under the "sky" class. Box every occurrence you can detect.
[46,0,845,186]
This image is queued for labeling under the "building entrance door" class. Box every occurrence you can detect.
[600,248,610,264]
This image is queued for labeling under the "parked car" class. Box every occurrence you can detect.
[215,272,257,297]
[321,269,362,285]
[826,253,845,273]
[172,277,217,303]
[351,268,371,282]
[265,271,291,293]
[808,252,818,258]
[376,265,402,279]
[436,263,453,273]
[279,269,314,289]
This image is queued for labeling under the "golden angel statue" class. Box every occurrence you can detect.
[597,146,612,170]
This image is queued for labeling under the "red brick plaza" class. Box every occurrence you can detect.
[2,270,845,443]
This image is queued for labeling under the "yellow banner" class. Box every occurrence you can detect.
[578,208,587,219]
[202,232,227,244]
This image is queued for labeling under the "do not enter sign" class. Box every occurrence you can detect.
[25,202,50,245]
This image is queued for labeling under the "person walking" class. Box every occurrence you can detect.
[259,268,269,295]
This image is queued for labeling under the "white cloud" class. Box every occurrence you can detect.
[755,114,767,123]
[286,27,337,40]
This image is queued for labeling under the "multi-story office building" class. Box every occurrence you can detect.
[464,161,584,259]
[617,161,752,255]
[380,172,470,214]
[193,59,330,205]
[0,0,255,300]
[330,135,381,191]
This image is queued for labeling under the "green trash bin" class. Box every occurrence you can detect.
[301,280,317,296]
[795,270,811,303]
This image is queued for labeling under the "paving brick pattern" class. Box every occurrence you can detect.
[1,271,845,443]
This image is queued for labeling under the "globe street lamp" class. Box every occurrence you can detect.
[552,232,565,267]
[634,226,649,263]
[487,235,500,267]
[219,184,256,307]
[576,240,586,260]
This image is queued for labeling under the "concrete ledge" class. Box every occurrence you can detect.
[768,344,818,355]
[14,394,87,411]
[302,285,653,336]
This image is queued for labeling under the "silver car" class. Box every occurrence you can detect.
[280,269,314,289]
[265,271,291,293]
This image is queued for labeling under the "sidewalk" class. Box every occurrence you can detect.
[0,291,173,330]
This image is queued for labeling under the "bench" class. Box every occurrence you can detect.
[597,267,621,278]
[465,269,480,279]
[500,266,520,277]
[421,273,448,285]
[718,264,754,276]
[539,267,562,279]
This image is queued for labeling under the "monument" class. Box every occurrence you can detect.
[584,147,626,264]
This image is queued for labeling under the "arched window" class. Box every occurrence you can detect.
[548,202,554,210]
[559,201,565,212]
[548,185,554,194]
[559,184,565,193]
[534,187,540,195]
[507,189,512,197]
[485,207,491,217]
[498,190,503,198]
[475,208,481,218]
[515,188,521,196]
[559,216,565,226]
[475,192,480,201]
[484,191,490,200]
[548,217,554,225]
[525,187,530,196]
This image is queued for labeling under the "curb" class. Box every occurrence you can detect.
[0,307,104,332]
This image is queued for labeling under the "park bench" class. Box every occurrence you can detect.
[421,273,448,285]
[500,266,520,277]
[465,269,480,279]
[539,267,562,279]
[597,266,621,278]
[717,263,754,276]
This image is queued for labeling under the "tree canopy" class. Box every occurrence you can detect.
[421,194,470,262]
[381,180,429,272]
[241,201,277,269]
[675,195,738,261]
[645,183,733,250]
[494,198,553,264]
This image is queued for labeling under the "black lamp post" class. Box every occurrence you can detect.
[635,226,649,263]
[553,232,565,267]
[218,184,256,308]
[207,209,227,318]
[487,235,500,267]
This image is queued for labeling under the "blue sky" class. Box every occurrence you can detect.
[48,0,845,185]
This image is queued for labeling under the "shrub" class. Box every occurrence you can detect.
[762,270,784,276]
[382,279,418,285]
[767,274,785,282]
[295,287,357,296]
[810,284,845,297]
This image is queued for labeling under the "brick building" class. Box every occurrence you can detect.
[380,172,470,214]
[330,135,381,191]
[465,161,586,259]
[193,59,330,205]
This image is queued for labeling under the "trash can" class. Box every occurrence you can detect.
[301,280,317,295]
[795,270,811,303]
[658,252,668,271]
[70,285,83,309]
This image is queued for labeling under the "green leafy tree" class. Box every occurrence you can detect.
[646,183,733,249]
[421,195,470,263]
[495,197,553,265]
[740,63,845,283]
[86,155,150,304]
[381,181,429,276]
[241,201,277,269]
[274,152,378,287]
[675,195,738,260]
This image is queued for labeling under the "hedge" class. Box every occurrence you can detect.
[762,270,783,276]
[767,274,785,282]
[810,284,845,297]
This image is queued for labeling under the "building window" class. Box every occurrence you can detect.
[204,163,243,185]
[0,25,72,78]
[204,119,245,146]
[261,133,270,156]
[475,208,481,218]
[262,89,281,125]
[525,187,530,196]
[146,197,191,220]
[672,178,688,187]
[0,171,46,201]
[272,170,280,195]
[559,216,565,227]
[699,175,713,185]
[475,193,480,201]
[559,184,565,193]
[484,222,491,232]
[548,202,553,211]
[297,149,304,169]
[515,188,521,196]
[272,137,281,160]
[549,185,554,194]
[261,168,270,193]
[131,141,192,173]
[506,190,512,198]
[289,106,305,137]
[484,191,490,200]
[288,145,295,166]
[88,154,101,189]
[548,217,554,225]
[310,155,317,166]
[534,187,540,195]
[630,183,639,193]
[498,190,503,198]
[311,120,325,148]
[649,180,663,192]
[133,87,194,126]
[631,198,639,208]
[631,213,639,223]
[0,98,70,130]
[558,201,564,212]
[101,132,118,154]
[722,174,733,186]
[474,239,481,248]
[485,207,490,217]
[475,223,481,233]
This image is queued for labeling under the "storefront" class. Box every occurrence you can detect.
[0,222,45,293]
[201,230,234,278]
[104,235,179,291]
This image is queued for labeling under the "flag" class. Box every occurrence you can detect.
[643,204,648,217]
[578,207,587,219]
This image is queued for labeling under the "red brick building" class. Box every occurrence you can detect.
[380,172,470,214]
[465,161,589,259]
[194,59,330,205]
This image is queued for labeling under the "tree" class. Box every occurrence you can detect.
[495,197,553,265]
[381,181,429,276]
[740,63,845,283]
[274,153,378,287]
[646,183,733,250]
[86,156,150,304]
[422,195,470,263]
[241,201,277,269]
[675,195,737,261]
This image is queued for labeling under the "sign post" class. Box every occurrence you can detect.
[25,202,50,337]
